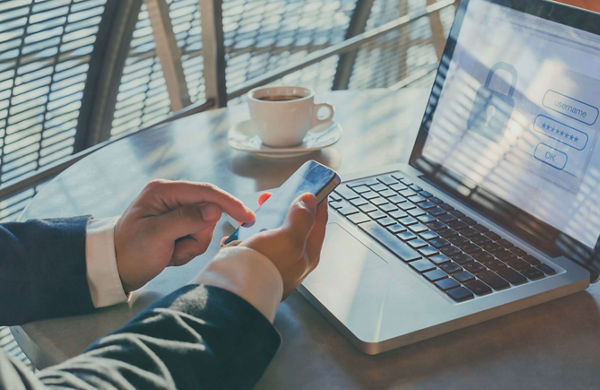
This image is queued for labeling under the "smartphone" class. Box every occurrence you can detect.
[225,160,340,243]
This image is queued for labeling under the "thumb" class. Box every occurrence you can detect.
[155,203,222,241]
[281,193,317,239]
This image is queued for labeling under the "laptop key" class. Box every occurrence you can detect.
[463,262,486,273]
[359,221,421,262]
[378,175,398,185]
[464,280,492,296]
[363,191,379,200]
[348,213,370,224]
[390,183,407,192]
[442,246,462,256]
[496,267,527,285]
[380,203,398,212]
[379,189,396,198]
[329,193,342,201]
[408,239,428,249]
[439,213,457,223]
[408,208,426,217]
[537,263,556,275]
[429,207,446,216]
[440,261,462,274]
[377,217,396,227]
[419,201,436,210]
[454,271,475,283]
[350,197,368,207]
[523,255,541,265]
[521,267,545,280]
[389,195,406,204]
[398,202,417,211]
[398,231,417,241]
[370,183,387,192]
[429,196,443,204]
[387,223,406,234]
[453,253,475,265]
[370,197,388,206]
[400,216,418,226]
[447,286,474,302]
[430,254,451,265]
[430,238,450,248]
[390,210,408,219]
[359,203,377,213]
[348,178,379,187]
[352,185,371,193]
[419,246,439,257]
[420,230,439,241]
[418,214,436,223]
[335,185,359,200]
[408,223,428,233]
[338,206,359,216]
[436,278,460,291]
[368,210,387,219]
[477,270,510,290]
[409,259,436,273]
[505,257,529,271]
[420,190,433,198]
[424,268,447,281]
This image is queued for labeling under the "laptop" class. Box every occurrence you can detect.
[300,0,600,355]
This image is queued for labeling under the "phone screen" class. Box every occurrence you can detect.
[226,160,340,243]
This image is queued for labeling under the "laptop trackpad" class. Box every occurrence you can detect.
[303,222,447,344]
[303,222,390,322]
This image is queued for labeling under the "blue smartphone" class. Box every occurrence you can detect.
[225,160,341,243]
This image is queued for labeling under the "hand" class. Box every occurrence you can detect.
[240,193,328,298]
[114,180,255,293]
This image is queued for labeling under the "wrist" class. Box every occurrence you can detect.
[194,246,284,322]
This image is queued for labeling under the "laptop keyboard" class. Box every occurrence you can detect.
[328,172,557,303]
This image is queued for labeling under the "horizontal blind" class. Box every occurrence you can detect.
[110,0,206,139]
[0,0,107,220]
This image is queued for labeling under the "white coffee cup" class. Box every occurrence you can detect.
[247,86,335,147]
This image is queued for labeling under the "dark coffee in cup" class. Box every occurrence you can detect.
[258,95,304,102]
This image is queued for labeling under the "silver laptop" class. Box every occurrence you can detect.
[300,0,600,355]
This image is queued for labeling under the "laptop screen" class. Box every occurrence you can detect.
[410,0,600,272]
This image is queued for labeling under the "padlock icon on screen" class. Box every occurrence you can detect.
[467,62,518,142]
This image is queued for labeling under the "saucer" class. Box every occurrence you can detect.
[227,120,342,158]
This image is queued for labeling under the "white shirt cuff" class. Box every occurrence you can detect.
[85,217,128,308]
[194,246,284,323]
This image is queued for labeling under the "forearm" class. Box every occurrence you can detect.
[34,285,280,390]
[0,217,95,325]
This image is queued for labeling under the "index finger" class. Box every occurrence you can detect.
[147,180,256,224]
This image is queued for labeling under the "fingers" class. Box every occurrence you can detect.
[281,194,317,244]
[305,200,328,268]
[156,203,222,242]
[144,180,256,224]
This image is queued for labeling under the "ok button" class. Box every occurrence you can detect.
[534,143,567,170]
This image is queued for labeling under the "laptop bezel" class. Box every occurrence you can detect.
[408,0,600,278]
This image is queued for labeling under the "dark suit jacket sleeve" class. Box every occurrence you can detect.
[1,285,281,390]
[0,217,95,325]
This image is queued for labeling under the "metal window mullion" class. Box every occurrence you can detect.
[74,0,143,151]
[143,0,190,111]
[426,0,447,61]
[226,0,456,100]
[199,0,227,107]
[332,0,375,90]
